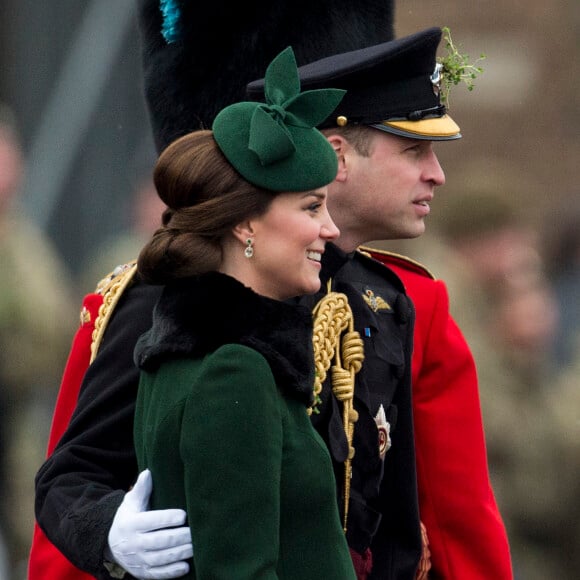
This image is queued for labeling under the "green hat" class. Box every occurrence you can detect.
[212,47,346,192]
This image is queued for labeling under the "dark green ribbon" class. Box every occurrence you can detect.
[247,47,345,166]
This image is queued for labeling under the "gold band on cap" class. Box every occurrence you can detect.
[336,115,348,127]
[383,114,460,138]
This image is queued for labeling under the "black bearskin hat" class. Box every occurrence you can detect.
[137,0,395,152]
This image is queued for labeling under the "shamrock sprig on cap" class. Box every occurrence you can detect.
[437,26,486,106]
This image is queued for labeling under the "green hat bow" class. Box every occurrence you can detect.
[213,47,346,192]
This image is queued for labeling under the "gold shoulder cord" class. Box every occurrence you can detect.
[90,261,138,363]
[311,279,364,532]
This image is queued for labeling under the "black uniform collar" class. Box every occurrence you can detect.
[320,242,407,293]
[135,271,315,406]
[319,242,351,287]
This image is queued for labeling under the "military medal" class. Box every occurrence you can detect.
[375,404,391,459]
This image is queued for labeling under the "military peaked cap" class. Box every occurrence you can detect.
[247,27,461,141]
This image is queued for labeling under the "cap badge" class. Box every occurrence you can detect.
[363,288,391,312]
[431,62,442,97]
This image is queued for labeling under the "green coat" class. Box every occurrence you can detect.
[134,272,355,579]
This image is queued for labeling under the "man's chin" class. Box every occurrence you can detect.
[400,226,426,240]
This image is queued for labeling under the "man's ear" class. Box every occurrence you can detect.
[325,134,348,182]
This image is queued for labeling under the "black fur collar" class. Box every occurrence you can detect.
[135,272,315,406]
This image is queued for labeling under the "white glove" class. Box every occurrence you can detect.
[107,469,193,579]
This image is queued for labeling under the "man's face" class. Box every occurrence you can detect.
[327,129,446,251]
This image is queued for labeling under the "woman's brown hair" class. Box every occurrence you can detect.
[138,130,274,284]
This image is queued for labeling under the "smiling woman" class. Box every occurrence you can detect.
[126,47,357,580]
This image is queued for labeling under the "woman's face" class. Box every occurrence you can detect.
[246,187,339,300]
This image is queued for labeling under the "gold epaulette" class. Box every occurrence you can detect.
[358,245,435,280]
[90,261,138,363]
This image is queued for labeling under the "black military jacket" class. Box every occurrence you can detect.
[301,244,421,579]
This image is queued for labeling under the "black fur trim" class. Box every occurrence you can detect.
[135,272,315,405]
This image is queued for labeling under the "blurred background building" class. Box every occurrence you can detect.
[0,0,579,578]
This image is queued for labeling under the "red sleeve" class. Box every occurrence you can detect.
[398,269,512,579]
[45,293,103,455]
[28,525,94,580]
[28,293,103,580]
[367,250,513,579]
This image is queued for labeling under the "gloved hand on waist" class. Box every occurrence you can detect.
[106,469,193,579]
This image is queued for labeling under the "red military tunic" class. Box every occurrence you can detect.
[364,247,513,579]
